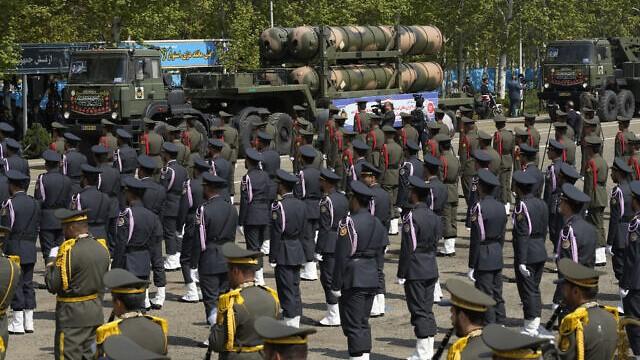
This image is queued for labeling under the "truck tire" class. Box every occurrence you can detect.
[617,89,635,119]
[579,92,596,111]
[597,90,618,122]
[268,113,293,155]
[239,114,261,157]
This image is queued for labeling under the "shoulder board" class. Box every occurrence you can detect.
[559,307,588,336]
[601,305,620,322]
[257,285,280,305]
[96,319,123,344]
[144,315,169,336]
[96,238,109,253]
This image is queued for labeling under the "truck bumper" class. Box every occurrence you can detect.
[538,88,584,103]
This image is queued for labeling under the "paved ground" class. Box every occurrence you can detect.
[8,116,638,359]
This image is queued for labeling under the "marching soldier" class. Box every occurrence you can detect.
[437,134,460,257]
[398,113,419,149]
[208,242,280,358]
[96,269,168,356]
[353,100,370,142]
[519,144,544,198]
[323,105,340,169]
[608,158,633,312]
[464,150,495,228]
[194,173,238,327]
[164,125,189,167]
[316,168,349,327]
[423,122,442,157]
[397,141,423,213]
[137,155,167,217]
[554,122,576,166]
[434,109,452,137]
[182,115,204,170]
[468,169,506,324]
[513,127,529,171]
[62,132,87,193]
[555,111,575,142]
[208,139,232,201]
[624,180,640,356]
[481,323,550,359]
[209,126,232,160]
[71,164,117,241]
[556,258,618,359]
[511,170,548,336]
[366,114,384,170]
[582,136,608,266]
[351,140,369,183]
[399,176,442,360]
[580,117,601,174]
[113,177,165,311]
[0,226,19,360]
[35,150,72,262]
[101,335,169,360]
[45,209,110,359]
[295,145,321,282]
[380,125,403,235]
[271,170,307,327]
[3,170,39,335]
[493,115,514,209]
[523,113,540,163]
[331,181,388,360]
[425,156,448,274]
[629,136,640,180]
[256,132,280,178]
[254,316,316,360]
[49,122,67,155]
[477,131,500,174]
[544,140,566,250]
[220,111,239,203]
[616,116,635,161]
[140,118,163,168]
[334,123,355,191]
[3,139,28,180]
[444,278,494,359]
[359,163,390,318]
[239,148,271,286]
[299,130,322,169]
[459,117,479,208]
[113,129,138,176]
[330,113,347,170]
[98,119,118,159]
[92,145,120,211]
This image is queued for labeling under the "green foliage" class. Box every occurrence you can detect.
[22,123,51,159]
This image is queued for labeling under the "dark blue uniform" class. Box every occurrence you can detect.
[270,193,306,319]
[113,145,138,175]
[396,156,424,212]
[608,181,632,282]
[523,163,544,198]
[63,149,87,193]
[4,155,29,190]
[140,177,166,217]
[623,211,640,354]
[469,194,506,324]
[34,169,72,261]
[261,149,281,178]
[2,192,40,312]
[239,168,271,267]
[295,165,321,262]
[544,159,563,249]
[71,186,117,241]
[179,175,204,284]
[194,194,238,322]
[317,190,349,304]
[398,202,440,339]
[332,209,388,356]
[367,183,390,302]
[210,157,231,202]
[97,162,121,245]
[160,160,189,256]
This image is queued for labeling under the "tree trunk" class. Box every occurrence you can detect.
[457,36,465,91]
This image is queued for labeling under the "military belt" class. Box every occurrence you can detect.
[482,238,501,243]
[231,345,264,353]
[352,251,376,258]
[57,293,98,303]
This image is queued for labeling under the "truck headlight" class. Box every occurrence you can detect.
[582,82,588,88]
[544,83,550,89]
[63,111,70,119]
[70,90,76,96]
[111,112,118,120]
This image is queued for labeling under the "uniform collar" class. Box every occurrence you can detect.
[413,202,428,209]
[129,199,144,207]
[119,311,144,319]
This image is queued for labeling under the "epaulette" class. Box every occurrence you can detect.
[56,238,78,291]
[96,238,109,255]
[558,307,588,354]
[216,288,244,351]
[146,314,170,352]
[96,319,123,344]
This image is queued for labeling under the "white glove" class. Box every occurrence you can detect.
[621,288,629,298]
[190,268,200,283]
[330,290,342,298]
[518,264,531,277]
[289,156,295,162]
[237,226,244,235]
[323,154,327,160]
[49,247,59,258]
[606,245,613,256]
[314,253,323,261]
[270,262,277,268]
[467,269,475,282]
[396,278,406,285]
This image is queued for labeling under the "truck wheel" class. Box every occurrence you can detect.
[597,90,618,122]
[268,113,293,155]
[579,93,596,111]
[239,114,261,157]
[617,89,635,119]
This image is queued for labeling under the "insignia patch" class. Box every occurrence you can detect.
[561,239,571,249]
[403,224,410,233]
[559,336,570,352]
[517,214,524,221]
[470,214,477,222]
[399,168,405,176]
[70,201,77,210]
[631,233,638,242]
[0,208,6,216]
[241,182,247,191]
[611,198,617,205]
[320,205,327,213]
[339,226,348,236]
[272,211,278,220]
[117,216,125,227]
[586,167,591,173]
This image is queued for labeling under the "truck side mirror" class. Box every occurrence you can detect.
[135,60,144,81]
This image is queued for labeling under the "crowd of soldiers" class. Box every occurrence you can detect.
[0,98,636,359]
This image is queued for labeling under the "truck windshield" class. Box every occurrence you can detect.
[545,44,594,64]
[68,56,127,84]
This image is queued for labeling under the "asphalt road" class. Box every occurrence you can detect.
[9,115,638,359]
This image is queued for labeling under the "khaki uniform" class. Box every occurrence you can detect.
[559,135,577,166]
[354,110,370,142]
[45,235,110,360]
[459,129,479,204]
[323,118,337,169]
[440,149,460,240]
[209,284,280,359]
[381,138,403,219]
[172,139,191,168]
[139,130,163,168]
[557,303,618,360]
[99,133,118,160]
[333,128,349,191]
[493,128,514,204]
[0,254,20,360]
[223,124,239,198]
[50,137,66,155]
[447,329,489,360]
[399,124,419,149]
[96,312,168,356]
[583,153,608,247]
[525,126,541,164]
[366,125,384,170]
[615,129,635,162]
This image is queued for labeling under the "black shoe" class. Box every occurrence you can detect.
[150,303,162,310]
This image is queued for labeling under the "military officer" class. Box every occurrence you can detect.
[423,122,442,157]
[0,226,19,360]
[35,150,72,262]
[480,323,550,360]
[208,242,280,359]
[137,155,167,217]
[556,258,618,360]
[207,139,232,202]
[629,136,640,180]
[477,131,500,174]
[359,162,390,317]
[554,122,576,166]
[353,100,370,142]
[434,108,453,137]
[334,125,355,191]
[113,177,165,311]
[398,176,442,360]
[99,118,118,160]
[523,113,540,161]
[0,123,12,159]
[616,116,635,161]
[182,115,204,170]
[3,138,28,179]
[464,150,495,228]
[270,170,306,328]
[3,170,39,335]
[397,141,423,213]
[140,118,163,168]
[425,156,448,281]
[210,126,232,161]
[331,181,388,360]
[519,144,544,198]
[468,169,506,324]
[513,127,529,171]
[582,136,608,266]
[101,335,169,360]
[45,209,110,359]
[295,145,321,282]
[555,110,576,141]
[323,105,341,169]
[624,180,640,355]
[298,129,322,169]
[61,132,87,193]
[254,316,316,360]
[511,170,548,335]
[71,164,117,240]
[608,158,633,312]
[398,113,419,149]
[96,269,168,356]
[239,148,271,286]
[92,145,121,211]
[49,122,67,155]
[218,112,239,201]
[194,173,238,327]
[256,131,280,178]
[437,134,460,257]
[380,125,403,235]
[365,114,384,170]
[316,168,349,327]
[114,129,138,176]
[580,117,602,175]
[459,117,479,208]
[493,115,514,209]
[444,278,494,359]
[350,139,369,184]
[544,140,566,250]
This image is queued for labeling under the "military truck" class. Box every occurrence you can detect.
[62,46,206,153]
[184,24,464,155]
[539,38,640,121]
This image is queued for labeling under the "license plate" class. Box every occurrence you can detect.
[559,92,571,97]
[81,125,97,131]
